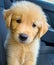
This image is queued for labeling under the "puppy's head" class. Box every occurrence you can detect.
[3,1,49,44]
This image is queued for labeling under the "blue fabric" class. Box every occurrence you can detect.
[0,8,7,43]
[0,0,4,8]
[4,0,12,9]
[48,54,54,65]
[37,54,51,65]
[37,54,54,65]
[0,36,6,65]
[42,28,54,44]
[37,46,54,65]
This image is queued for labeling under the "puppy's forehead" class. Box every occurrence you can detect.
[11,1,43,21]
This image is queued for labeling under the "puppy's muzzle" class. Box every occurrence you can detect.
[19,33,28,41]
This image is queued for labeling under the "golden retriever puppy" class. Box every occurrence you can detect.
[4,1,49,65]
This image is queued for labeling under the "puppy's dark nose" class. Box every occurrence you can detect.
[19,33,28,41]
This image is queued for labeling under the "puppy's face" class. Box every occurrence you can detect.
[4,1,49,44]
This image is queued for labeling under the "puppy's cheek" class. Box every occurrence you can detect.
[13,33,19,42]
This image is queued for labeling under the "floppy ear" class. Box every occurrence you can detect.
[3,9,12,28]
[38,14,49,38]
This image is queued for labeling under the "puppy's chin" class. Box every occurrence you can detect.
[18,40,29,44]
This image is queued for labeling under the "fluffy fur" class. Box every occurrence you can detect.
[4,1,49,65]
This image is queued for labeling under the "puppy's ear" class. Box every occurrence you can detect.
[38,14,49,38]
[3,9,12,28]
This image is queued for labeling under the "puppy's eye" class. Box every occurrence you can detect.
[32,23,36,28]
[16,19,21,23]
